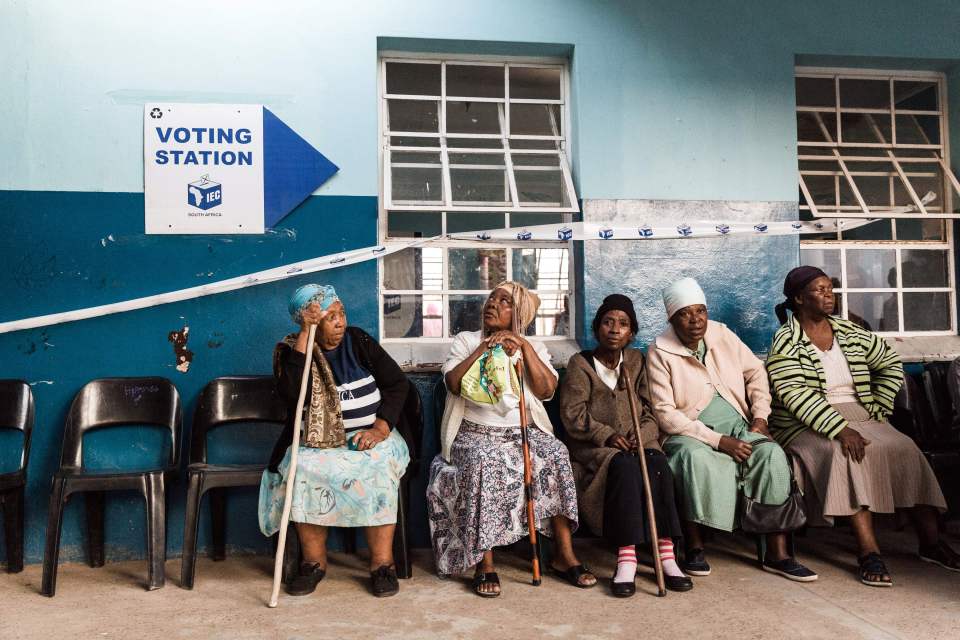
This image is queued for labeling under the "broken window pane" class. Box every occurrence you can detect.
[512,248,569,291]
[446,101,502,135]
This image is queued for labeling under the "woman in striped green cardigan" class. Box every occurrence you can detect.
[766,266,955,587]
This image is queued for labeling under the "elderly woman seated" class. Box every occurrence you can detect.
[646,277,816,582]
[426,281,596,597]
[560,294,692,597]
[258,285,412,598]
[767,266,958,587]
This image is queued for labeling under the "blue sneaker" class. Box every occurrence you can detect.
[681,548,711,576]
[763,557,818,582]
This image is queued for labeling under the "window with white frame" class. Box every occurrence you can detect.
[378,56,578,340]
[796,68,957,335]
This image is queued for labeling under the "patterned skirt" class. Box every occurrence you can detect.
[426,419,579,577]
[258,429,410,535]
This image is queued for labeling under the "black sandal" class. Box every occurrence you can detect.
[858,552,893,587]
[551,564,597,589]
[472,571,501,598]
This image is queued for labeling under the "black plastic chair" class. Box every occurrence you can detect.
[281,382,423,584]
[41,377,181,596]
[0,380,33,573]
[180,376,286,589]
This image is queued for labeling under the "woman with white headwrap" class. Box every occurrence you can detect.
[426,281,595,597]
[258,284,413,598]
[646,277,817,582]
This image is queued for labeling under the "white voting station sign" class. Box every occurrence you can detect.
[143,103,337,234]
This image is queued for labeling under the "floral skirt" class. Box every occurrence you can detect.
[258,429,410,535]
[426,419,579,577]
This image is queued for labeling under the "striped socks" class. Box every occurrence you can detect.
[658,538,685,578]
[614,545,637,583]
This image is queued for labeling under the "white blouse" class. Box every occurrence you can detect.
[813,337,859,405]
[593,352,623,391]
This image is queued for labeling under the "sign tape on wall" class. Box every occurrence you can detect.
[0,217,874,334]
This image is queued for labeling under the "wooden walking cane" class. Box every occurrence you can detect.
[268,323,317,608]
[619,364,667,597]
[514,357,542,586]
[508,297,542,586]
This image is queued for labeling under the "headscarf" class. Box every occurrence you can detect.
[775,266,829,325]
[592,293,639,336]
[289,284,339,324]
[492,280,541,334]
[662,277,707,320]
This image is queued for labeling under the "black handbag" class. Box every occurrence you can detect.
[737,438,808,534]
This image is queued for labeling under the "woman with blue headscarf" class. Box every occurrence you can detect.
[259,284,413,598]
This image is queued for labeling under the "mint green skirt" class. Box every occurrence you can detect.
[664,399,791,532]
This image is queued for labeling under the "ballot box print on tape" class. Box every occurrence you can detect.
[144,104,338,234]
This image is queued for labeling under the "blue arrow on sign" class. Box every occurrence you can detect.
[262,108,339,228]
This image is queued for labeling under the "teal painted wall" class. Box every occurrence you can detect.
[2,1,960,566]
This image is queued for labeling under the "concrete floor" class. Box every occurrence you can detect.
[3,525,958,640]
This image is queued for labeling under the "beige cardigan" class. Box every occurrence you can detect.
[646,320,771,449]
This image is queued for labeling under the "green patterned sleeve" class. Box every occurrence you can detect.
[766,333,847,439]
[861,329,903,419]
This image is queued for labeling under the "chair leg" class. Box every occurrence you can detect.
[41,477,69,597]
[85,491,105,568]
[343,528,358,555]
[393,483,411,579]
[756,535,765,565]
[209,487,226,561]
[281,522,301,586]
[3,487,25,573]
[180,471,203,590]
[143,473,166,591]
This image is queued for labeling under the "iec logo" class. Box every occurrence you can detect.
[187,175,222,210]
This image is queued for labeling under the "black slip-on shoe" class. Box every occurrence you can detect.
[762,557,818,582]
[371,565,400,597]
[664,574,694,592]
[610,574,636,598]
[286,562,326,596]
[681,548,711,576]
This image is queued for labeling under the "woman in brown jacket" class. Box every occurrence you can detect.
[560,294,691,596]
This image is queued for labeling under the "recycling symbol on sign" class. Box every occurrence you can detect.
[149,108,163,119]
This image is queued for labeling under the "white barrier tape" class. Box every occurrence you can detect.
[0,240,434,334]
[0,216,869,335]
[449,218,874,242]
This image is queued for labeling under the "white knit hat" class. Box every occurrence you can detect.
[662,277,707,319]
